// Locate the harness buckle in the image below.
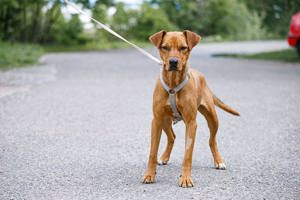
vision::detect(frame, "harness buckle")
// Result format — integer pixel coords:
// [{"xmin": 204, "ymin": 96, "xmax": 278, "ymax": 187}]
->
[{"xmin": 169, "ymin": 89, "xmax": 175, "ymax": 94}]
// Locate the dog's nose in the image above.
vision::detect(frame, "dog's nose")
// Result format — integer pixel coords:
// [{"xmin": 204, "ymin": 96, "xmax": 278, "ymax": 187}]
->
[{"xmin": 169, "ymin": 58, "xmax": 178, "ymax": 70}]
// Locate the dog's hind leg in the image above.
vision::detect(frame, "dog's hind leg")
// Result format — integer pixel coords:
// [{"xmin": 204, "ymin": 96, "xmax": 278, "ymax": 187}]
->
[
  {"xmin": 158, "ymin": 118, "xmax": 176, "ymax": 165},
  {"xmin": 199, "ymin": 104, "xmax": 226, "ymax": 170}
]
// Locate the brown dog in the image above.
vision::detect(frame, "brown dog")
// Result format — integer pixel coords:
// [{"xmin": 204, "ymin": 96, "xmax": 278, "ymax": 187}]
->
[{"xmin": 142, "ymin": 30, "xmax": 239, "ymax": 188}]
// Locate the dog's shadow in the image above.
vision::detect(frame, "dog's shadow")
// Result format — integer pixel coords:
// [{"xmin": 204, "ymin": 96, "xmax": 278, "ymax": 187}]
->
[{"xmin": 89, "ymin": 161, "xmax": 229, "ymax": 192}]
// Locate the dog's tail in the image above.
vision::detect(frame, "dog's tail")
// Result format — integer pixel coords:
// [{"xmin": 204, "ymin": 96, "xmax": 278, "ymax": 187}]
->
[{"xmin": 213, "ymin": 94, "xmax": 240, "ymax": 116}]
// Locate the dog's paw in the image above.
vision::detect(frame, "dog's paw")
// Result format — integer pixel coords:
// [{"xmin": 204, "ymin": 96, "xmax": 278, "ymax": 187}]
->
[
  {"xmin": 215, "ymin": 162, "xmax": 226, "ymax": 170},
  {"xmin": 157, "ymin": 158, "xmax": 168, "ymax": 165},
  {"xmin": 142, "ymin": 173, "xmax": 156, "ymax": 184},
  {"xmin": 178, "ymin": 175, "xmax": 194, "ymax": 188}
]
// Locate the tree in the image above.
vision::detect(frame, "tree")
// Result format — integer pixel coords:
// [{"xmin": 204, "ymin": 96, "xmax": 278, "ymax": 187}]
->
[
  {"xmin": 110, "ymin": 2, "xmax": 140, "ymax": 39},
  {"xmin": 243, "ymin": 0, "xmax": 300, "ymax": 37},
  {"xmin": 203, "ymin": 0, "xmax": 266, "ymax": 40},
  {"xmin": 154, "ymin": 0, "xmax": 266, "ymax": 40},
  {"xmin": 0, "ymin": 0, "xmax": 87, "ymax": 44},
  {"xmin": 153, "ymin": 0, "xmax": 205, "ymax": 33},
  {"xmin": 91, "ymin": 1, "xmax": 110, "ymax": 42},
  {"xmin": 94, "ymin": 0, "xmax": 114, "ymax": 7},
  {"xmin": 133, "ymin": 3, "xmax": 176, "ymax": 40}
]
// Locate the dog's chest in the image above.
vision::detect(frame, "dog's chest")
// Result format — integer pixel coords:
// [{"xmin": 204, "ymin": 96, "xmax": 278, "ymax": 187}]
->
[
  {"xmin": 164, "ymin": 102, "xmax": 173, "ymax": 116},
  {"xmin": 163, "ymin": 97, "xmax": 183, "ymax": 117}
]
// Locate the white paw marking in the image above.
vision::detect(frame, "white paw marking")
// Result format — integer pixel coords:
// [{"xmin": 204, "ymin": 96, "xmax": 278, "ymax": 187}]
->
[
  {"xmin": 157, "ymin": 159, "xmax": 168, "ymax": 165},
  {"xmin": 215, "ymin": 163, "xmax": 226, "ymax": 170}
]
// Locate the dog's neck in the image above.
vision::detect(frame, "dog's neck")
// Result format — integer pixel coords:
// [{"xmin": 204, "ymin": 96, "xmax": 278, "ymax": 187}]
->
[{"xmin": 162, "ymin": 64, "xmax": 189, "ymax": 89}]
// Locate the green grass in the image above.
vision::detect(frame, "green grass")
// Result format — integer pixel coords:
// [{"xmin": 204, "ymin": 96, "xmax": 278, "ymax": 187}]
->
[
  {"xmin": 0, "ymin": 42, "xmax": 44, "ymax": 70},
  {"xmin": 216, "ymin": 49, "xmax": 300, "ymax": 63},
  {"xmin": 0, "ymin": 40, "xmax": 151, "ymax": 70}
]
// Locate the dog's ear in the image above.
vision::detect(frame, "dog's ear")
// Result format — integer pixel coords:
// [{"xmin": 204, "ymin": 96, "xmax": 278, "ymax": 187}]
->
[
  {"xmin": 149, "ymin": 30, "xmax": 166, "ymax": 48},
  {"xmin": 183, "ymin": 30, "xmax": 201, "ymax": 50}
]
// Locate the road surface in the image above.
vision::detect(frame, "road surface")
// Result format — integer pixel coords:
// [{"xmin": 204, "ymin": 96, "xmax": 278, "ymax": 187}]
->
[{"xmin": 0, "ymin": 41, "xmax": 299, "ymax": 199}]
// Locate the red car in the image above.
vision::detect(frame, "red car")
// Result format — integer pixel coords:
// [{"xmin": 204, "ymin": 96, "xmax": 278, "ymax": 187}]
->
[{"xmin": 288, "ymin": 12, "xmax": 300, "ymax": 55}]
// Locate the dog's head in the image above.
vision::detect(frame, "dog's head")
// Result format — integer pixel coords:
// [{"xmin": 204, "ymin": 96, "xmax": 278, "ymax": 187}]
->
[{"xmin": 149, "ymin": 30, "xmax": 201, "ymax": 72}]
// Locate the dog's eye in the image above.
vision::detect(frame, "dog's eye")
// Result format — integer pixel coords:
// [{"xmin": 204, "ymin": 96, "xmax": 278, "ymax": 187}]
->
[
  {"xmin": 180, "ymin": 46, "xmax": 188, "ymax": 51},
  {"xmin": 161, "ymin": 46, "xmax": 170, "ymax": 51}
]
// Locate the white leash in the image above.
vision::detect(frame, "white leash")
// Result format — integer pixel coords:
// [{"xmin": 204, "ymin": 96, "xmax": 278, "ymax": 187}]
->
[{"xmin": 64, "ymin": 0, "xmax": 162, "ymax": 65}]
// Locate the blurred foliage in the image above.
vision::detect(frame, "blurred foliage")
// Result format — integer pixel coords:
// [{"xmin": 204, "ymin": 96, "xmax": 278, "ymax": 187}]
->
[
  {"xmin": 152, "ymin": 0, "xmax": 206, "ymax": 32},
  {"xmin": 0, "ymin": 0, "xmax": 88, "ymax": 44},
  {"xmin": 243, "ymin": 0, "xmax": 300, "ymax": 37},
  {"xmin": 0, "ymin": 41, "xmax": 44, "ymax": 69},
  {"xmin": 204, "ymin": 0, "xmax": 266, "ymax": 40},
  {"xmin": 133, "ymin": 3, "xmax": 176, "ymax": 40},
  {"xmin": 0, "ymin": 0, "xmax": 299, "ymax": 46},
  {"xmin": 111, "ymin": 2, "xmax": 138, "ymax": 39},
  {"xmin": 154, "ymin": 0, "xmax": 267, "ymax": 40}
]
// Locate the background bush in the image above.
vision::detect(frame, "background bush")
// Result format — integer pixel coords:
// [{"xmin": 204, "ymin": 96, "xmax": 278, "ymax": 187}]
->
[
  {"xmin": 0, "ymin": 0, "xmax": 298, "ymax": 46},
  {"xmin": 203, "ymin": 0, "xmax": 266, "ymax": 40}
]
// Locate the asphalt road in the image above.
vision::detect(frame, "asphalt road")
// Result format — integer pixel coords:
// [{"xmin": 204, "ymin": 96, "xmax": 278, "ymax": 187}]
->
[{"xmin": 0, "ymin": 41, "xmax": 299, "ymax": 199}]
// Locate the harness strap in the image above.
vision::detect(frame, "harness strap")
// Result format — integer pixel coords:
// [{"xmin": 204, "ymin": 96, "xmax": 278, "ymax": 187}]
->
[{"xmin": 160, "ymin": 71, "xmax": 190, "ymax": 124}]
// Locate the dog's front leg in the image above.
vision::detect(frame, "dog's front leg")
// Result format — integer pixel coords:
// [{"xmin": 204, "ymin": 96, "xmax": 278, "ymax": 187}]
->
[
  {"xmin": 143, "ymin": 118, "xmax": 162, "ymax": 184},
  {"xmin": 179, "ymin": 120, "xmax": 197, "ymax": 188}
]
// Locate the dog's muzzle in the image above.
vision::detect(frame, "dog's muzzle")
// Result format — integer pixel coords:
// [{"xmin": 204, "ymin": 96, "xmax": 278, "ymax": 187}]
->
[{"xmin": 169, "ymin": 58, "xmax": 178, "ymax": 71}]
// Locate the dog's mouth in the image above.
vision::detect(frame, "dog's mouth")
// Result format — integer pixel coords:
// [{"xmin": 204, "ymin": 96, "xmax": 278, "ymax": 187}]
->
[
  {"xmin": 164, "ymin": 63, "xmax": 185, "ymax": 72},
  {"xmin": 168, "ymin": 66, "xmax": 178, "ymax": 71}
]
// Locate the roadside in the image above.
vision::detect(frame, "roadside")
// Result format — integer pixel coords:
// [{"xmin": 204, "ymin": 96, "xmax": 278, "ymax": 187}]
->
[
  {"xmin": 0, "ymin": 42, "xmax": 44, "ymax": 70},
  {"xmin": 0, "ymin": 40, "xmax": 292, "ymax": 71},
  {"xmin": 192, "ymin": 40, "xmax": 299, "ymax": 63},
  {"xmin": 0, "ymin": 40, "xmax": 149, "ymax": 71},
  {"xmin": 215, "ymin": 49, "xmax": 299, "ymax": 63}
]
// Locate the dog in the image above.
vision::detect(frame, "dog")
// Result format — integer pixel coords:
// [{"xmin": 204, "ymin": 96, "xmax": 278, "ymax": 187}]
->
[{"xmin": 142, "ymin": 30, "xmax": 239, "ymax": 188}]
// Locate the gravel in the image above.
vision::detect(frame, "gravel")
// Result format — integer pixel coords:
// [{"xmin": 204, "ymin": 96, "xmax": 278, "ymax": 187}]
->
[{"xmin": 0, "ymin": 41, "xmax": 299, "ymax": 199}]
